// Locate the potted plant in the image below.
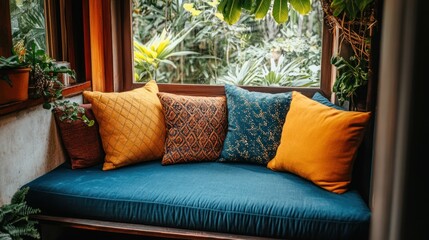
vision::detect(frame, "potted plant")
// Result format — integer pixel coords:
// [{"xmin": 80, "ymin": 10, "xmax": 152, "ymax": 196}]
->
[
  {"xmin": 0, "ymin": 41, "xmax": 31, "ymax": 105},
  {"xmin": 24, "ymin": 42, "xmax": 94, "ymax": 126},
  {"xmin": 25, "ymin": 42, "xmax": 74, "ymax": 103},
  {"xmin": 1, "ymin": 40, "xmax": 93, "ymax": 126}
]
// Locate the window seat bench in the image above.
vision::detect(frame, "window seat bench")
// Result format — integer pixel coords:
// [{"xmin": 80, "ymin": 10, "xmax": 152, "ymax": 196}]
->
[
  {"xmin": 22, "ymin": 85, "xmax": 373, "ymax": 239},
  {"xmin": 24, "ymin": 160, "xmax": 370, "ymax": 240}
]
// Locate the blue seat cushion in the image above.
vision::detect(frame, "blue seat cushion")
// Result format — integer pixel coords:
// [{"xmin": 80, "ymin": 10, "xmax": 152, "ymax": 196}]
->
[{"xmin": 24, "ymin": 161, "xmax": 370, "ymax": 239}]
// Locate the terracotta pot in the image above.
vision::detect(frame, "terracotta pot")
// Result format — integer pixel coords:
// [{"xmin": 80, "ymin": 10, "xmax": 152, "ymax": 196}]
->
[{"xmin": 0, "ymin": 67, "xmax": 31, "ymax": 105}]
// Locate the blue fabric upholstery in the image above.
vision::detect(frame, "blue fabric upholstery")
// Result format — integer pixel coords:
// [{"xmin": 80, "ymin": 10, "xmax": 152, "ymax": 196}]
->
[
  {"xmin": 219, "ymin": 84, "xmax": 292, "ymax": 165},
  {"xmin": 312, "ymin": 92, "xmax": 345, "ymax": 110},
  {"xmin": 24, "ymin": 161, "xmax": 370, "ymax": 239}
]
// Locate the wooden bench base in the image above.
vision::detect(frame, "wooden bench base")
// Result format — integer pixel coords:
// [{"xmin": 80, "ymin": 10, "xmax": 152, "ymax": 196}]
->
[{"xmin": 33, "ymin": 215, "xmax": 278, "ymax": 240}]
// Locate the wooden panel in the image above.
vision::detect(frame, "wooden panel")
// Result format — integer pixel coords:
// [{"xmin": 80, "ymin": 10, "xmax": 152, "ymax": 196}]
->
[
  {"xmin": 0, "ymin": 0, "xmax": 12, "ymax": 57},
  {"xmin": 89, "ymin": 0, "xmax": 106, "ymax": 92},
  {"xmin": 82, "ymin": 0, "xmax": 92, "ymax": 83},
  {"xmin": 102, "ymin": 0, "xmax": 114, "ymax": 92},
  {"xmin": 44, "ymin": 0, "xmax": 59, "ymax": 58},
  {"xmin": 61, "ymin": 81, "xmax": 91, "ymax": 96},
  {"xmin": 320, "ymin": 21, "xmax": 334, "ymax": 98},
  {"xmin": 33, "ymin": 215, "xmax": 275, "ymax": 240},
  {"xmin": 110, "ymin": 0, "xmax": 122, "ymax": 92},
  {"xmin": 121, "ymin": 0, "xmax": 133, "ymax": 92},
  {"xmin": 134, "ymin": 83, "xmax": 319, "ymax": 97},
  {"xmin": 59, "ymin": 0, "xmax": 68, "ymax": 59}
]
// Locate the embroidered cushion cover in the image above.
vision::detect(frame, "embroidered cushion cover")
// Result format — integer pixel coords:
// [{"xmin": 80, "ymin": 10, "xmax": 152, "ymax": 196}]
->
[
  {"xmin": 157, "ymin": 92, "xmax": 227, "ymax": 165},
  {"xmin": 83, "ymin": 80, "xmax": 165, "ymax": 170},
  {"xmin": 267, "ymin": 91, "xmax": 371, "ymax": 193},
  {"xmin": 219, "ymin": 84, "xmax": 292, "ymax": 165}
]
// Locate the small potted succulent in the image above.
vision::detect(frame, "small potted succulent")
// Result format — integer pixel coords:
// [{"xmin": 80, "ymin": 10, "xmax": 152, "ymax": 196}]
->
[{"xmin": 0, "ymin": 41, "xmax": 31, "ymax": 105}]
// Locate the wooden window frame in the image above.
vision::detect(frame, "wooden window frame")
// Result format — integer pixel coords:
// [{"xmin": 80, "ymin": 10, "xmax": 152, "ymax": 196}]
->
[
  {"xmin": 117, "ymin": 0, "xmax": 334, "ymax": 97},
  {"xmin": 1, "ymin": 0, "xmax": 335, "ymax": 117},
  {"xmin": 0, "ymin": 0, "xmax": 92, "ymax": 116}
]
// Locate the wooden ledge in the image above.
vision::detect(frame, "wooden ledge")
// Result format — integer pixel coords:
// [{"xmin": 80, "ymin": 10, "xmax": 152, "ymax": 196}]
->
[
  {"xmin": 0, "ymin": 81, "xmax": 91, "ymax": 117},
  {"xmin": 134, "ymin": 83, "xmax": 319, "ymax": 97},
  {"xmin": 33, "ymin": 214, "xmax": 278, "ymax": 240}
]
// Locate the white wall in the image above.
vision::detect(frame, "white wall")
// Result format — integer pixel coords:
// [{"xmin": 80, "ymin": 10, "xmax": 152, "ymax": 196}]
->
[{"xmin": 0, "ymin": 95, "xmax": 82, "ymax": 205}]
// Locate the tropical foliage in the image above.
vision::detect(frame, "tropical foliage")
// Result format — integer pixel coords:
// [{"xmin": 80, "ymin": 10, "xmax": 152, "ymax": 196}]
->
[
  {"xmin": 329, "ymin": 0, "xmax": 373, "ymax": 20},
  {"xmin": 331, "ymin": 55, "xmax": 368, "ymax": 108},
  {"xmin": 217, "ymin": 0, "xmax": 312, "ymax": 25},
  {"xmin": 9, "ymin": 0, "xmax": 47, "ymax": 51},
  {"xmin": 0, "ymin": 187, "xmax": 41, "ymax": 240},
  {"xmin": 322, "ymin": 0, "xmax": 375, "ymax": 109},
  {"xmin": 132, "ymin": 0, "xmax": 323, "ymax": 87},
  {"xmin": 134, "ymin": 25, "xmax": 199, "ymax": 82}
]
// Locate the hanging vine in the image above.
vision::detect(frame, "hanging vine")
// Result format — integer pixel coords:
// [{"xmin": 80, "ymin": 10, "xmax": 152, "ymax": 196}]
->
[
  {"xmin": 321, "ymin": 0, "xmax": 376, "ymax": 63},
  {"xmin": 320, "ymin": 0, "xmax": 376, "ymax": 109},
  {"xmin": 215, "ymin": 0, "xmax": 377, "ymax": 109}
]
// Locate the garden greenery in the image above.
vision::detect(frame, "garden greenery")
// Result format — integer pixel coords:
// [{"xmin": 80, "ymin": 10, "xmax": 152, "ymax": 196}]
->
[
  {"xmin": 217, "ymin": 0, "xmax": 311, "ymax": 25},
  {"xmin": 0, "ymin": 187, "xmax": 41, "ymax": 240},
  {"xmin": 132, "ymin": 0, "xmax": 323, "ymax": 87},
  {"xmin": 10, "ymin": 0, "xmax": 47, "ymax": 51}
]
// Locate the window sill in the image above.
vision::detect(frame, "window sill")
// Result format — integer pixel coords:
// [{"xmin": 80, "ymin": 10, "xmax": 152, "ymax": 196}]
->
[
  {"xmin": 0, "ymin": 81, "xmax": 91, "ymax": 117},
  {"xmin": 133, "ymin": 82, "xmax": 321, "ymax": 97}
]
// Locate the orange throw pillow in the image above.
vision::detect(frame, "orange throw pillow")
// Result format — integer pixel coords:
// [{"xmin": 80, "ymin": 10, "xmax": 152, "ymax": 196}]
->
[
  {"xmin": 83, "ymin": 80, "xmax": 165, "ymax": 170},
  {"xmin": 267, "ymin": 91, "xmax": 371, "ymax": 194}
]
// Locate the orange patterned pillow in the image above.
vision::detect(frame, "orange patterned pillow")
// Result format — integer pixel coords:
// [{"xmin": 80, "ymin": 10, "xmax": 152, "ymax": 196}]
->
[
  {"xmin": 83, "ymin": 80, "xmax": 165, "ymax": 170},
  {"xmin": 267, "ymin": 91, "xmax": 371, "ymax": 194},
  {"xmin": 157, "ymin": 92, "xmax": 227, "ymax": 165}
]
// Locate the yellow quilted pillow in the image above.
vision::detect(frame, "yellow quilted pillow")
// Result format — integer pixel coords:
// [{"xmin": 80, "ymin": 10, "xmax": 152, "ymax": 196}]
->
[
  {"xmin": 267, "ymin": 91, "xmax": 371, "ymax": 194},
  {"xmin": 83, "ymin": 80, "xmax": 165, "ymax": 170}
]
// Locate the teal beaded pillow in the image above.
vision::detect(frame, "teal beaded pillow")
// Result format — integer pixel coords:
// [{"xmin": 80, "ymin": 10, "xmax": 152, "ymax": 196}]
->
[
  {"xmin": 312, "ymin": 92, "xmax": 345, "ymax": 110},
  {"xmin": 218, "ymin": 84, "xmax": 292, "ymax": 165}
]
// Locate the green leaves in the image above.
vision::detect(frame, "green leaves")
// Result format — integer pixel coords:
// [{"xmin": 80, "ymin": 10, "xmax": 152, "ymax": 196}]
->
[
  {"xmin": 52, "ymin": 100, "xmax": 95, "ymax": 127},
  {"xmin": 218, "ymin": 0, "xmax": 242, "ymax": 25},
  {"xmin": 331, "ymin": 56, "xmax": 368, "ymax": 106},
  {"xmin": 0, "ymin": 187, "xmax": 41, "ymax": 240},
  {"xmin": 240, "ymin": 0, "xmax": 253, "ymax": 11},
  {"xmin": 273, "ymin": 0, "xmax": 288, "ymax": 24},
  {"xmin": 133, "ymin": 24, "xmax": 199, "ymax": 81},
  {"xmin": 289, "ymin": 0, "xmax": 311, "ymax": 15},
  {"xmin": 217, "ymin": 0, "xmax": 311, "ymax": 25},
  {"xmin": 330, "ymin": 0, "xmax": 374, "ymax": 20},
  {"xmin": 358, "ymin": 0, "xmax": 373, "ymax": 12},
  {"xmin": 253, "ymin": 0, "xmax": 271, "ymax": 19},
  {"xmin": 330, "ymin": 0, "xmax": 345, "ymax": 17},
  {"xmin": 0, "ymin": 55, "xmax": 29, "ymax": 70}
]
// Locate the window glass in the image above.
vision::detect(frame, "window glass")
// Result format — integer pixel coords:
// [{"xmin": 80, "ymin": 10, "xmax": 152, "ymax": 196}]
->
[
  {"xmin": 9, "ymin": 0, "xmax": 47, "ymax": 51},
  {"xmin": 132, "ymin": 0, "xmax": 323, "ymax": 87}
]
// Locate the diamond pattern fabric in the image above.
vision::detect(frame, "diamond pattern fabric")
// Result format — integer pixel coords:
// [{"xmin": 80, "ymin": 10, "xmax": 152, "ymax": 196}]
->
[
  {"xmin": 157, "ymin": 92, "xmax": 227, "ymax": 165},
  {"xmin": 83, "ymin": 80, "xmax": 165, "ymax": 170}
]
